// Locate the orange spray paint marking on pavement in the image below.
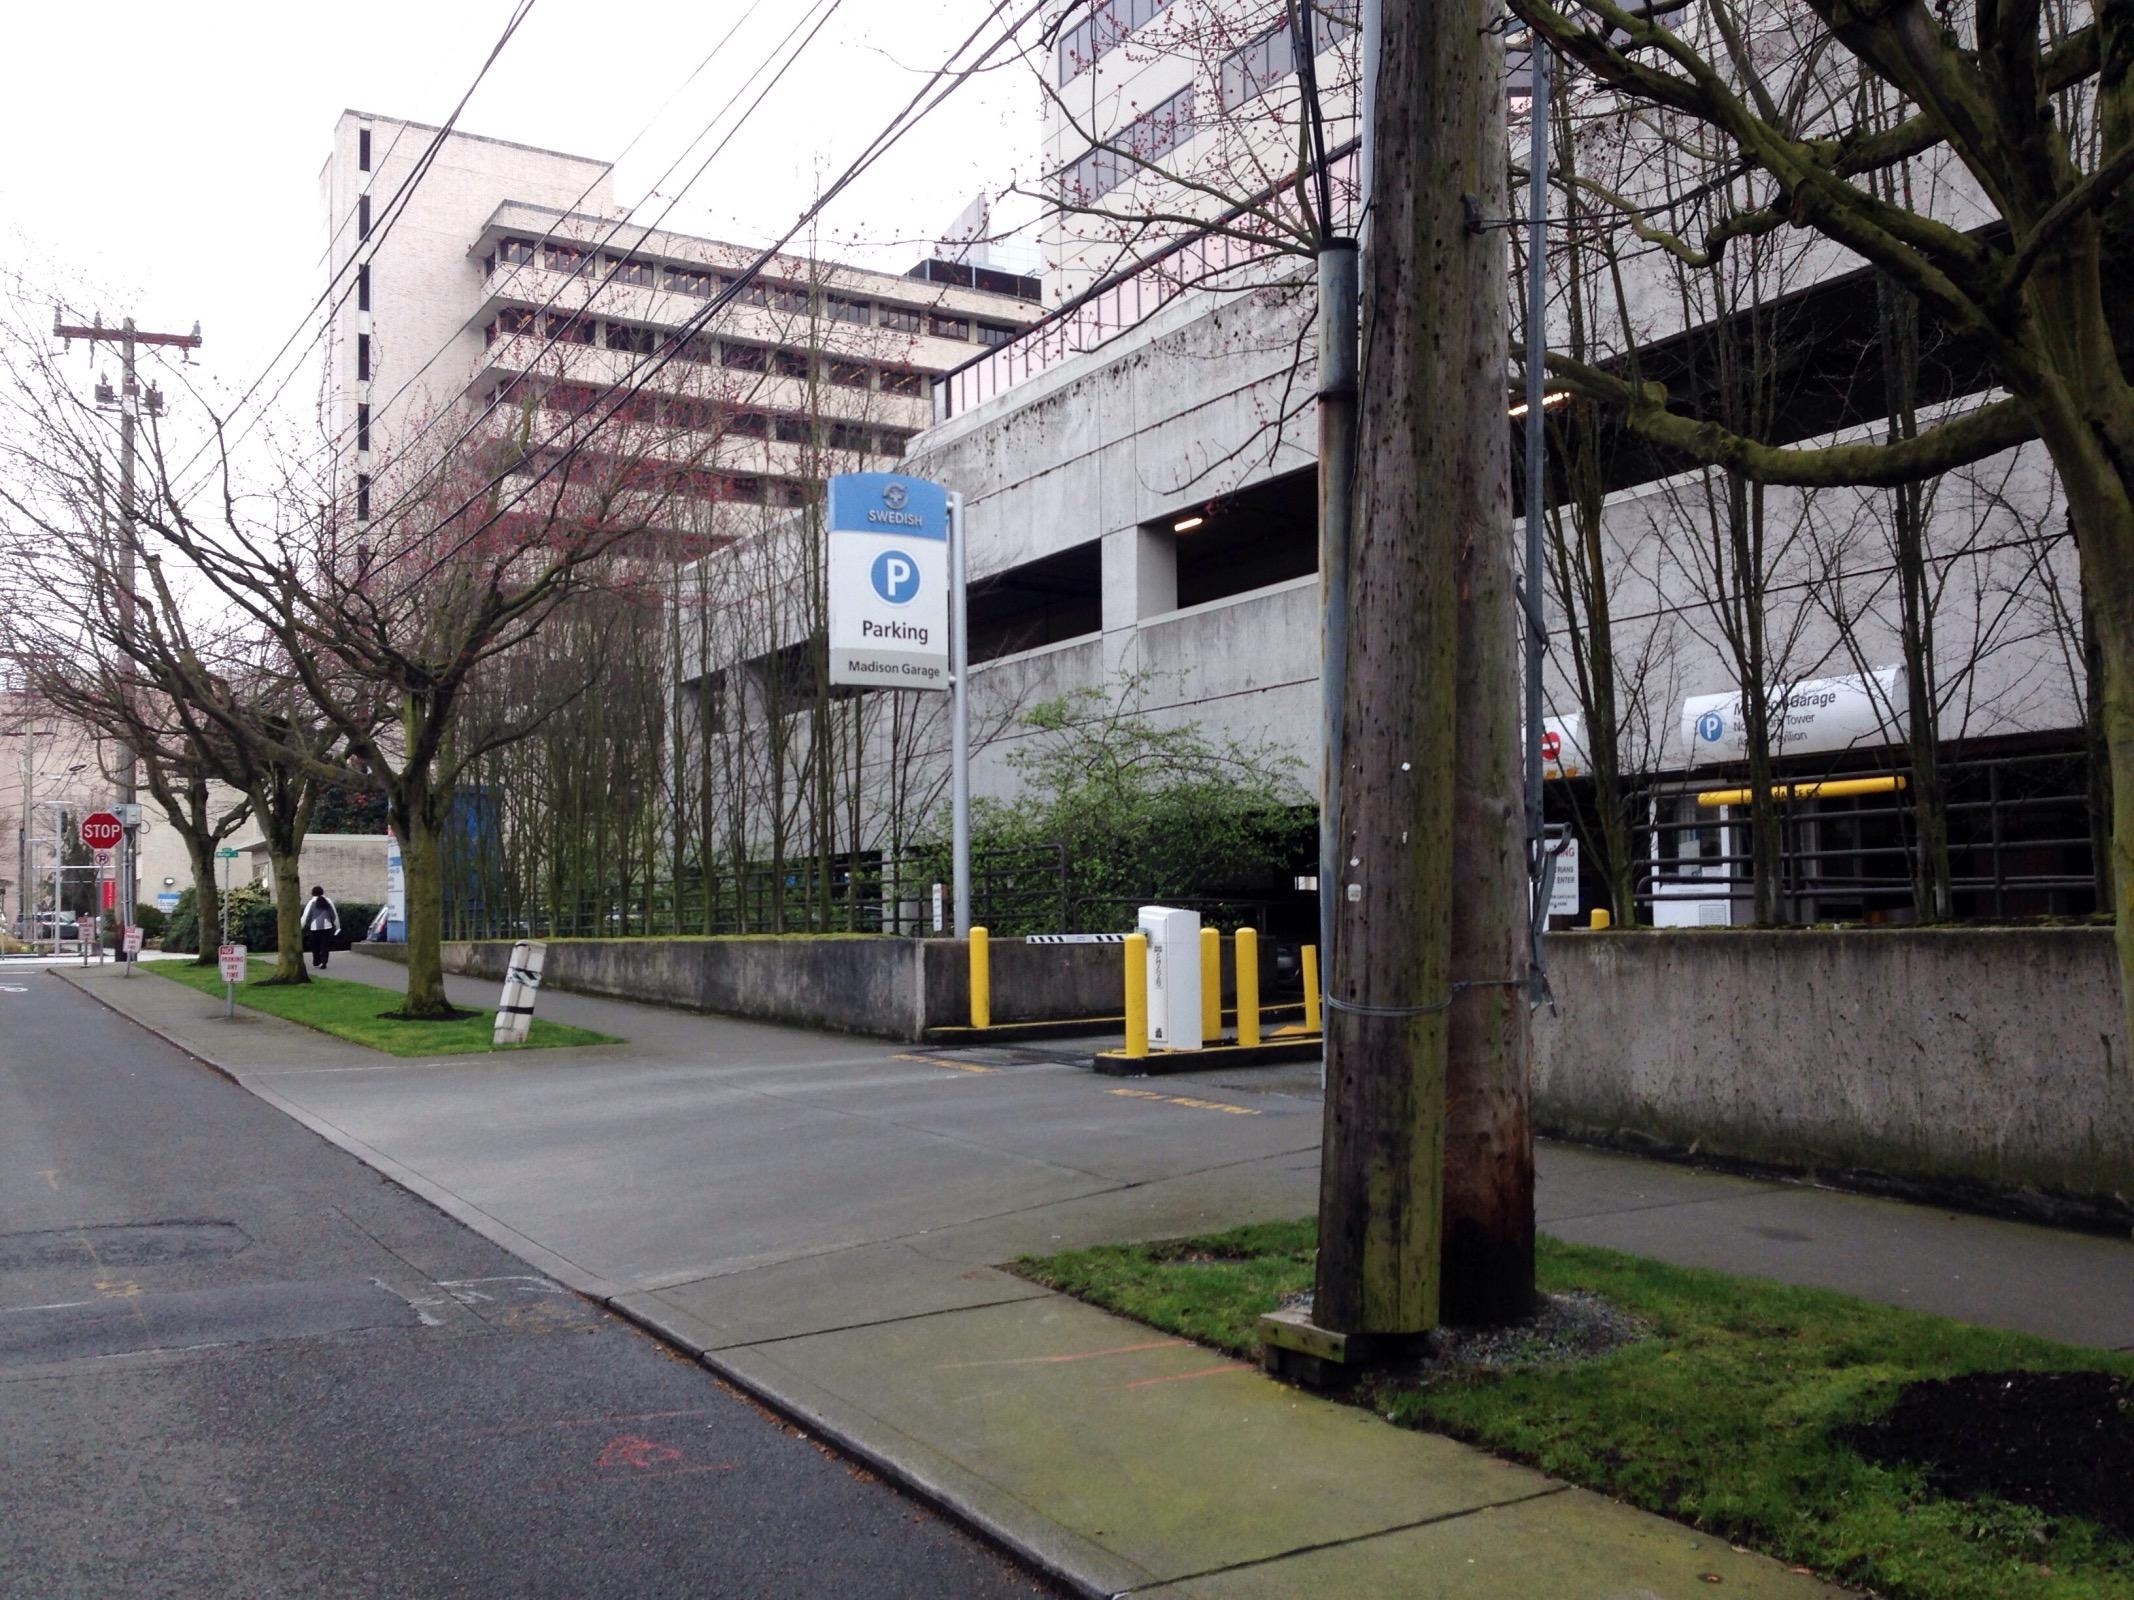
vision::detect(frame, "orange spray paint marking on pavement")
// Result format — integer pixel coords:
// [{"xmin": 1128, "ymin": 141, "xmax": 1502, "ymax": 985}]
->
[
  {"xmin": 597, "ymin": 1434, "xmax": 685, "ymax": 1469},
  {"xmin": 937, "ymin": 1338, "xmax": 1189, "ymax": 1370},
  {"xmin": 1118, "ymin": 1363, "xmax": 1248, "ymax": 1391}
]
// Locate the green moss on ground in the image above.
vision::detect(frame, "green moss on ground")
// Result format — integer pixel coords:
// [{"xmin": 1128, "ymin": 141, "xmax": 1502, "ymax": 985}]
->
[{"xmin": 1018, "ymin": 1221, "xmax": 2134, "ymax": 1600}]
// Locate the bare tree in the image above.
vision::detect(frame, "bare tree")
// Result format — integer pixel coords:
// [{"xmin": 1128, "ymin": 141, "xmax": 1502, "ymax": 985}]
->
[{"xmin": 1512, "ymin": 0, "xmax": 2134, "ymax": 1037}]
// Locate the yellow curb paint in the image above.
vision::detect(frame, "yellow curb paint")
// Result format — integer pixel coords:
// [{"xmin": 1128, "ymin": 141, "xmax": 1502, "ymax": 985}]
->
[
  {"xmin": 1107, "ymin": 1086, "xmax": 1260, "ymax": 1116},
  {"xmin": 892, "ymin": 1053, "xmax": 995, "ymax": 1073}
]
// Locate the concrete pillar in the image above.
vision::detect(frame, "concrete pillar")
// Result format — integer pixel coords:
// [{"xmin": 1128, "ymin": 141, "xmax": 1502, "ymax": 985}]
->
[{"xmin": 1101, "ymin": 524, "xmax": 1177, "ymax": 633}]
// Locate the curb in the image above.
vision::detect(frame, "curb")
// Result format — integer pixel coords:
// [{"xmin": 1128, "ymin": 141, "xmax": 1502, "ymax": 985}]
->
[
  {"xmin": 1092, "ymin": 1035, "xmax": 1324, "ymax": 1075},
  {"xmin": 597, "ymin": 1293, "xmax": 1124, "ymax": 1600},
  {"xmin": 49, "ymin": 962, "xmax": 1106, "ymax": 1599},
  {"xmin": 923, "ymin": 1002, "xmax": 1307, "ymax": 1049}
]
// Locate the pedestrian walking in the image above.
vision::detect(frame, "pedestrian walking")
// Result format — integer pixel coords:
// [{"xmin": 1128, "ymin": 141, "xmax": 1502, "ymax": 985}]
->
[{"xmin": 302, "ymin": 886, "xmax": 340, "ymax": 970}]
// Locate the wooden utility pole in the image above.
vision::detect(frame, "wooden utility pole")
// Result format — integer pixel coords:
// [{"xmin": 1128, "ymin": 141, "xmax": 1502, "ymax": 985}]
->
[
  {"xmin": 1263, "ymin": 0, "xmax": 1516, "ymax": 1380},
  {"xmin": 54, "ymin": 311, "xmax": 203, "ymax": 949},
  {"xmin": 1441, "ymin": 26, "xmax": 1537, "ymax": 1327}
]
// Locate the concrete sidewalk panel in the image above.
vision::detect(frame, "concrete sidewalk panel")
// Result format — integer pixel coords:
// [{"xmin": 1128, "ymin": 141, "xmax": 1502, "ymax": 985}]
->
[
  {"xmin": 1539, "ymin": 1140, "xmax": 1781, "ymax": 1223},
  {"xmin": 906, "ymin": 1150, "xmax": 1321, "ymax": 1270},
  {"xmin": 736, "ymin": 1293, "xmax": 1558, "ymax": 1586},
  {"xmin": 646, "ymin": 1245, "xmax": 1049, "ymax": 1349},
  {"xmin": 1128, "ymin": 1484, "xmax": 1850, "ymax": 1598},
  {"xmin": 1546, "ymin": 1173, "xmax": 2134, "ymax": 1349}
]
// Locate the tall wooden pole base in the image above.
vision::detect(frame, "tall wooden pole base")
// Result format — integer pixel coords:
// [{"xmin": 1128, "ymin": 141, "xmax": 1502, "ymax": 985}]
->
[{"xmin": 1258, "ymin": 1308, "xmax": 1431, "ymax": 1390}]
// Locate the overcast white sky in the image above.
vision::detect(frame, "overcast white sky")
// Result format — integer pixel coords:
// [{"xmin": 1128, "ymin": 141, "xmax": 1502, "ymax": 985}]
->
[{"xmin": 0, "ymin": 0, "xmax": 1044, "ymax": 457}]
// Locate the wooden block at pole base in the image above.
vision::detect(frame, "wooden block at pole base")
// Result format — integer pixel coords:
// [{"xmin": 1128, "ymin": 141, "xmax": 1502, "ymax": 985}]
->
[{"xmin": 1258, "ymin": 1308, "xmax": 1432, "ymax": 1391}]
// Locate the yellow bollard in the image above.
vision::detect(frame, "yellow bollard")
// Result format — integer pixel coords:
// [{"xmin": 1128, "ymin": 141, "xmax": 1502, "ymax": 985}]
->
[
  {"xmin": 1588, "ymin": 907, "xmax": 1611, "ymax": 931},
  {"xmin": 1235, "ymin": 927, "xmax": 1261, "ymax": 1047},
  {"xmin": 969, "ymin": 926, "xmax": 991, "ymax": 1030},
  {"xmin": 1123, "ymin": 933, "xmax": 1149, "ymax": 1058},
  {"xmin": 1200, "ymin": 927, "xmax": 1221, "ymax": 1041},
  {"xmin": 1301, "ymin": 943, "xmax": 1321, "ymax": 1034}
]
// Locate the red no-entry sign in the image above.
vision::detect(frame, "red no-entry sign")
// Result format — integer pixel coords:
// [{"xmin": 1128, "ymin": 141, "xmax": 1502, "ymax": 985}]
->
[
  {"xmin": 79, "ymin": 811, "xmax": 124, "ymax": 851},
  {"xmin": 1540, "ymin": 730, "xmax": 1561, "ymax": 764}
]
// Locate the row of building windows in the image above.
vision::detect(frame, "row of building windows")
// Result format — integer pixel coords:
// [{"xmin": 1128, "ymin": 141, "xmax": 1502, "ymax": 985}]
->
[
  {"xmin": 481, "ymin": 239, "xmax": 1019, "ymax": 346},
  {"xmin": 481, "ymin": 307, "xmax": 943, "ymax": 398},
  {"xmin": 1218, "ymin": 1, "xmax": 1358, "ymax": 110},
  {"xmin": 1056, "ymin": 3, "xmax": 1358, "ymax": 202},
  {"xmin": 1062, "ymin": 86, "xmax": 1197, "ymax": 201},
  {"xmin": 520, "ymin": 441, "xmax": 838, "ymax": 510},
  {"xmin": 486, "ymin": 379, "xmax": 919, "ymax": 459},
  {"xmin": 1056, "ymin": 0, "xmax": 1173, "ymax": 84}
]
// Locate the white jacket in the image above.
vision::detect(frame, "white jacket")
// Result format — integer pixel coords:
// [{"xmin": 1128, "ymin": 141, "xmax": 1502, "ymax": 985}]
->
[{"xmin": 303, "ymin": 895, "xmax": 340, "ymax": 934}]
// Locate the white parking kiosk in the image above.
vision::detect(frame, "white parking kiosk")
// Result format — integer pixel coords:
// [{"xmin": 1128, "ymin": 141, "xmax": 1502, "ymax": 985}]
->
[{"xmin": 1137, "ymin": 904, "xmax": 1203, "ymax": 1051}]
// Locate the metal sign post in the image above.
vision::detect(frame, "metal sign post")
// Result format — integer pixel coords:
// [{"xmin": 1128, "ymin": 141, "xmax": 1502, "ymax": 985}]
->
[
  {"xmin": 216, "ymin": 846, "xmax": 240, "ymax": 1017},
  {"xmin": 822, "ymin": 472, "xmax": 968, "ymax": 936},
  {"xmin": 948, "ymin": 490, "xmax": 971, "ymax": 939}
]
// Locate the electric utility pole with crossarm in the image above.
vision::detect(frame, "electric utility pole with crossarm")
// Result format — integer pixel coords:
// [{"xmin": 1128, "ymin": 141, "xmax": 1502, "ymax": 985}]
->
[{"xmin": 52, "ymin": 312, "xmax": 203, "ymax": 946}]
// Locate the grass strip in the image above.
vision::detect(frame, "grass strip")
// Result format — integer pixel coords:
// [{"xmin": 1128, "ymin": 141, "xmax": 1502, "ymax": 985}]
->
[
  {"xmin": 148, "ymin": 958, "xmax": 617, "ymax": 1057},
  {"xmin": 1019, "ymin": 1220, "xmax": 2134, "ymax": 1600}
]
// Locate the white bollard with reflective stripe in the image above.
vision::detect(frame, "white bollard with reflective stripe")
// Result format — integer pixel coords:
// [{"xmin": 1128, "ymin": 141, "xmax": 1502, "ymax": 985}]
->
[{"xmin": 493, "ymin": 940, "xmax": 547, "ymax": 1046}]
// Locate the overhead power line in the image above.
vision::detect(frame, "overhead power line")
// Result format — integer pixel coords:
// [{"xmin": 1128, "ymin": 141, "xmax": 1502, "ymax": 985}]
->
[
  {"xmin": 382, "ymin": 0, "xmax": 1048, "ymax": 598},
  {"xmin": 167, "ymin": 0, "xmax": 541, "ymax": 497},
  {"xmin": 351, "ymin": 0, "xmax": 836, "ymax": 520}
]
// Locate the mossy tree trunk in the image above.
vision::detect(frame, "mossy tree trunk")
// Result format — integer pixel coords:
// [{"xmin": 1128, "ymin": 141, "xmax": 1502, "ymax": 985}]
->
[
  {"xmin": 247, "ymin": 757, "xmax": 319, "ymax": 986},
  {"xmin": 391, "ymin": 770, "xmax": 453, "ymax": 1019},
  {"xmin": 184, "ymin": 832, "xmax": 222, "ymax": 966}
]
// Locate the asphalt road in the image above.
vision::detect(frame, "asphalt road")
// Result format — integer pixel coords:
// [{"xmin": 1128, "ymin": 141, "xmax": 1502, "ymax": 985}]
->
[{"xmin": 0, "ymin": 974, "xmax": 1054, "ymax": 1600}]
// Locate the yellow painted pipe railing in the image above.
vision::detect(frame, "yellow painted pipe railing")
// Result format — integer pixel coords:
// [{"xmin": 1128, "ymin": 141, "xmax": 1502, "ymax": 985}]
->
[
  {"xmin": 1123, "ymin": 932, "xmax": 1149, "ymax": 1058},
  {"xmin": 1234, "ymin": 927, "xmax": 1260, "ymax": 1047},
  {"xmin": 968, "ymin": 926, "xmax": 991, "ymax": 1030},
  {"xmin": 1696, "ymin": 775, "xmax": 1906, "ymax": 807}
]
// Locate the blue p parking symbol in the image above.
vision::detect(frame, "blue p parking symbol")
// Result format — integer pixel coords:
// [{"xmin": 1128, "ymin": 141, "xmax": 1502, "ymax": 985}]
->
[
  {"xmin": 871, "ymin": 549, "xmax": 920, "ymax": 605},
  {"xmin": 1696, "ymin": 710, "xmax": 1725, "ymax": 743}
]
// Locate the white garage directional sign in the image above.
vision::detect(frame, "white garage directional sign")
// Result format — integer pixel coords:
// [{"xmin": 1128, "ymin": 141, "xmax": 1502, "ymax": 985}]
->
[{"xmin": 826, "ymin": 472, "xmax": 952, "ymax": 691}]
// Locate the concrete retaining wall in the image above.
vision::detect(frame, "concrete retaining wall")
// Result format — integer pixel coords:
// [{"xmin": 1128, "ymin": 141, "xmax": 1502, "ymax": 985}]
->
[
  {"xmin": 366, "ymin": 934, "xmax": 1121, "ymax": 1040},
  {"xmin": 922, "ymin": 938, "xmax": 1124, "ymax": 1028},
  {"xmin": 1534, "ymin": 927, "xmax": 2132, "ymax": 1226}
]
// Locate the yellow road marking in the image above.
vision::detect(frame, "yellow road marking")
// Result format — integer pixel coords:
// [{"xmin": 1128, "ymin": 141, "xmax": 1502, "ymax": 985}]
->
[
  {"xmin": 38, "ymin": 1169, "xmax": 60, "ymax": 1191},
  {"xmin": 94, "ymin": 1280, "xmax": 142, "ymax": 1299},
  {"xmin": 1107, "ymin": 1087, "xmax": 1259, "ymax": 1116},
  {"xmin": 893, "ymin": 1053, "xmax": 994, "ymax": 1074}
]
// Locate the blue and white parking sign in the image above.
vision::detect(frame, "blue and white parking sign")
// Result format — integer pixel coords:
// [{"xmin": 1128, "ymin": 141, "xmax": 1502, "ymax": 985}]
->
[
  {"xmin": 1696, "ymin": 709, "xmax": 1725, "ymax": 743},
  {"xmin": 825, "ymin": 473, "xmax": 951, "ymax": 690}
]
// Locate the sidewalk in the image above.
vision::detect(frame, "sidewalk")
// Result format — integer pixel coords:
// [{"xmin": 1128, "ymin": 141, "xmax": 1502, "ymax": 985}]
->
[{"xmin": 59, "ymin": 956, "xmax": 2133, "ymax": 1595}]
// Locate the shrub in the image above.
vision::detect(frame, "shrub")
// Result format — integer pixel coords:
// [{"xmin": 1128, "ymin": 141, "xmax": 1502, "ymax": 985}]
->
[
  {"xmin": 915, "ymin": 672, "xmax": 1314, "ymax": 937},
  {"xmin": 334, "ymin": 901, "xmax": 383, "ymax": 948},
  {"xmin": 163, "ymin": 888, "xmax": 199, "ymax": 953}
]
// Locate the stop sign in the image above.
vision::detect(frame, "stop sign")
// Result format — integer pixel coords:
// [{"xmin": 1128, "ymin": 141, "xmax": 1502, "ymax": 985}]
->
[{"xmin": 79, "ymin": 811, "xmax": 124, "ymax": 851}]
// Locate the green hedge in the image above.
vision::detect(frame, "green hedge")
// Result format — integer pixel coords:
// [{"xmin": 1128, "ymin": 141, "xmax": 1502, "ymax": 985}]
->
[{"xmin": 161, "ymin": 887, "xmax": 382, "ymax": 954}]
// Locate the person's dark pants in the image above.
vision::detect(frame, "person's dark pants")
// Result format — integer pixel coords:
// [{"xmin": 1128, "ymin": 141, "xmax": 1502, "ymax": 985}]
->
[{"xmin": 306, "ymin": 928, "xmax": 333, "ymax": 970}]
